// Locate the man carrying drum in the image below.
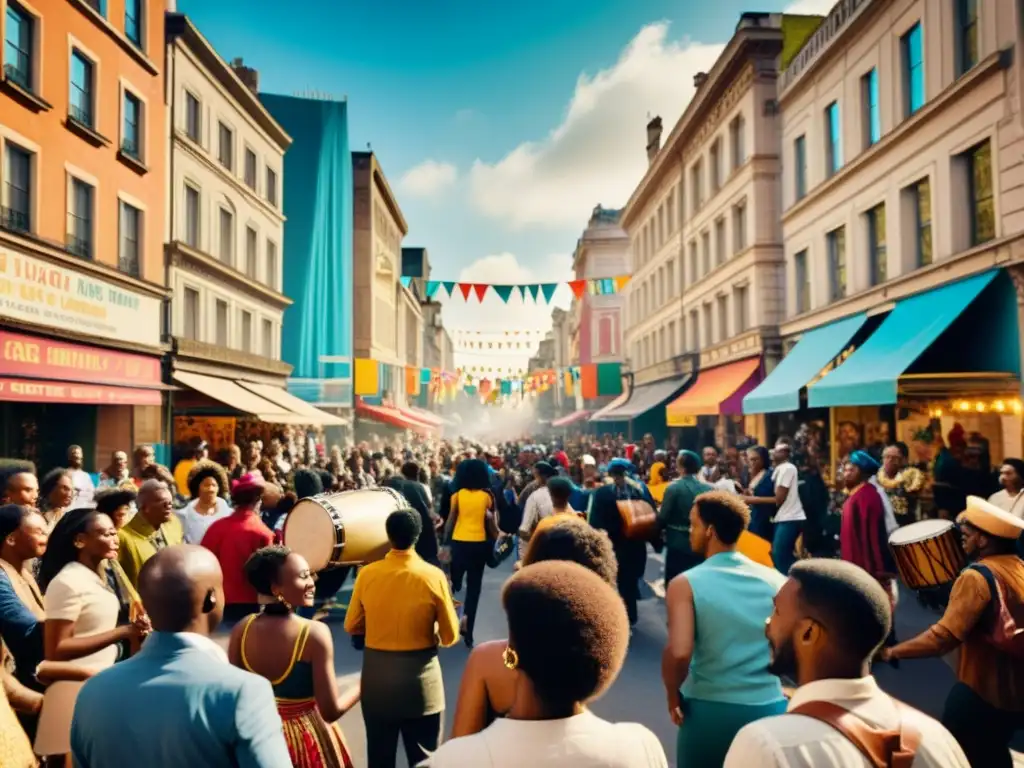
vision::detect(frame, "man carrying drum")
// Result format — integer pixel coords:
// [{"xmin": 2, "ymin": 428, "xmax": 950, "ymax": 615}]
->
[{"xmin": 882, "ymin": 496, "xmax": 1024, "ymax": 767}]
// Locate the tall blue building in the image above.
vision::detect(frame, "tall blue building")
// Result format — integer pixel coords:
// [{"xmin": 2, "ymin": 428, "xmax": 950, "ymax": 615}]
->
[{"xmin": 260, "ymin": 94, "xmax": 353, "ymax": 412}]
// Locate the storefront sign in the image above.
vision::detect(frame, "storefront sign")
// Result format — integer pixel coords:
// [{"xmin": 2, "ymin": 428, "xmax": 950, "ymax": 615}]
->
[
  {"xmin": 0, "ymin": 330, "xmax": 161, "ymax": 386},
  {"xmin": 173, "ymin": 416, "xmax": 237, "ymax": 452},
  {"xmin": 0, "ymin": 249, "xmax": 162, "ymax": 347},
  {"xmin": 0, "ymin": 378, "xmax": 162, "ymax": 405}
]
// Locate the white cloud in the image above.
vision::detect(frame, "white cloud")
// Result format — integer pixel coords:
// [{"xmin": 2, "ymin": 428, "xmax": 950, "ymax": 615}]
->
[
  {"xmin": 783, "ymin": 0, "xmax": 835, "ymax": 14},
  {"xmin": 435, "ymin": 253, "xmax": 572, "ymax": 373},
  {"xmin": 468, "ymin": 23, "xmax": 724, "ymax": 230},
  {"xmin": 398, "ymin": 160, "xmax": 458, "ymax": 198},
  {"xmin": 454, "ymin": 108, "xmax": 478, "ymax": 124}
]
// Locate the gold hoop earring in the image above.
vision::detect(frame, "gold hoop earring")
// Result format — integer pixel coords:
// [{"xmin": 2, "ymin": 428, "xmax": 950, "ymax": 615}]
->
[{"xmin": 502, "ymin": 646, "xmax": 519, "ymax": 670}]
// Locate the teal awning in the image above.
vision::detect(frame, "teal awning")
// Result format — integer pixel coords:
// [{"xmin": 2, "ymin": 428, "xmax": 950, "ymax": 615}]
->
[
  {"xmin": 742, "ymin": 313, "xmax": 870, "ymax": 414},
  {"xmin": 808, "ymin": 270, "xmax": 1001, "ymax": 408}
]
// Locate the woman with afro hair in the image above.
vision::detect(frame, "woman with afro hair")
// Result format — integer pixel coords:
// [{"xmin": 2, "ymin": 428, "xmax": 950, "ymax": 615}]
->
[
  {"xmin": 175, "ymin": 460, "xmax": 231, "ymax": 545},
  {"xmin": 427, "ymin": 560, "xmax": 666, "ymax": 767}
]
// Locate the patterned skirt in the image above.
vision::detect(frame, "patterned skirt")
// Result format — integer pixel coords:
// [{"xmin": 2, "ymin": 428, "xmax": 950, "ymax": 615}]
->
[{"xmin": 278, "ymin": 698, "xmax": 354, "ymax": 768}]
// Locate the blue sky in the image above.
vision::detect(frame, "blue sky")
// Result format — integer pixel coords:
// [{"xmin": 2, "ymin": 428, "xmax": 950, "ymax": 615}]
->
[{"xmin": 178, "ymin": 0, "xmax": 831, "ymax": 368}]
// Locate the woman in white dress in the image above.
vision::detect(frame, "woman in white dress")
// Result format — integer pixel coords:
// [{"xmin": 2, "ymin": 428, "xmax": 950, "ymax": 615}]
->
[{"xmin": 176, "ymin": 460, "xmax": 231, "ymax": 545}]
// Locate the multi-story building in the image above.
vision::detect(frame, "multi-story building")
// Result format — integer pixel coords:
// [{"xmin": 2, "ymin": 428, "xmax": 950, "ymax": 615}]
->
[
  {"xmin": 612, "ymin": 13, "xmax": 819, "ymax": 445},
  {"xmin": 570, "ymin": 206, "xmax": 629, "ymax": 369},
  {"xmin": 260, "ymin": 93, "xmax": 354, "ymax": 423},
  {"xmin": 745, "ymin": 0, "xmax": 1024, "ymax": 465},
  {"xmin": 420, "ymin": 300, "xmax": 454, "ymax": 374},
  {"xmin": 164, "ymin": 18, "xmax": 320, "ymax": 441},
  {"xmin": 0, "ymin": 0, "xmax": 169, "ymax": 471}
]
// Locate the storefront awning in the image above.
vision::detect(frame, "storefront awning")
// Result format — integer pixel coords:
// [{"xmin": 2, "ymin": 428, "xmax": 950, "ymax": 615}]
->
[
  {"xmin": 552, "ymin": 409, "xmax": 591, "ymax": 428},
  {"xmin": 400, "ymin": 406, "xmax": 444, "ymax": 428},
  {"xmin": 172, "ymin": 370, "xmax": 309, "ymax": 424},
  {"xmin": 743, "ymin": 313, "xmax": 871, "ymax": 414},
  {"xmin": 0, "ymin": 378, "xmax": 163, "ymax": 406},
  {"xmin": 356, "ymin": 399, "xmax": 433, "ymax": 436},
  {"xmin": 809, "ymin": 270, "xmax": 1000, "ymax": 408},
  {"xmin": 589, "ymin": 391, "xmax": 630, "ymax": 422},
  {"xmin": 591, "ymin": 378, "xmax": 689, "ymax": 422},
  {"xmin": 666, "ymin": 358, "xmax": 761, "ymax": 425},
  {"xmin": 238, "ymin": 381, "xmax": 347, "ymax": 426}
]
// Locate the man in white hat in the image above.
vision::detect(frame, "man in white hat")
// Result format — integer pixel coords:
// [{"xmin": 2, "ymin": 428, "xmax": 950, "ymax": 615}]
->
[
  {"xmin": 580, "ymin": 454, "xmax": 601, "ymax": 489},
  {"xmin": 882, "ymin": 495, "xmax": 1024, "ymax": 766}
]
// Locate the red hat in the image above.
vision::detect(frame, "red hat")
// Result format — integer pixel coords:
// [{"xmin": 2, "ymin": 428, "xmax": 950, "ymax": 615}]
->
[{"xmin": 231, "ymin": 472, "xmax": 265, "ymax": 495}]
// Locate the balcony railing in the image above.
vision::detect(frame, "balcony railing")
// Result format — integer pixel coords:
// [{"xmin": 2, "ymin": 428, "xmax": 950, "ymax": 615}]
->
[
  {"xmin": 1, "ymin": 206, "xmax": 30, "ymax": 234},
  {"xmin": 69, "ymin": 102, "xmax": 93, "ymax": 128},
  {"xmin": 118, "ymin": 253, "xmax": 140, "ymax": 278},
  {"xmin": 66, "ymin": 233, "xmax": 92, "ymax": 260}
]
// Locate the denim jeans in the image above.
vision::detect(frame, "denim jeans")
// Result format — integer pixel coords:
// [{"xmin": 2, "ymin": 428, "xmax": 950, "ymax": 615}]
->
[{"xmin": 772, "ymin": 521, "xmax": 803, "ymax": 575}]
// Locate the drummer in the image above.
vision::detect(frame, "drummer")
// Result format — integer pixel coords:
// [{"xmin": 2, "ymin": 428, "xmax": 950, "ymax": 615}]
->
[{"xmin": 882, "ymin": 496, "xmax": 1024, "ymax": 767}]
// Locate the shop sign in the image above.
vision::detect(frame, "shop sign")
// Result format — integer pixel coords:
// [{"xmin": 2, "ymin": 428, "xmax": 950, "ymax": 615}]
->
[
  {"xmin": 0, "ymin": 330, "xmax": 161, "ymax": 386},
  {"xmin": 0, "ymin": 378, "xmax": 162, "ymax": 405},
  {"xmin": 0, "ymin": 249, "xmax": 162, "ymax": 347}
]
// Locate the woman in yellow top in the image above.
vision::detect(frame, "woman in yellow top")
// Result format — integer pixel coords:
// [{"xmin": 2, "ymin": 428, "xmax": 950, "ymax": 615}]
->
[
  {"xmin": 648, "ymin": 460, "xmax": 670, "ymax": 505},
  {"xmin": 444, "ymin": 459, "xmax": 497, "ymax": 647}
]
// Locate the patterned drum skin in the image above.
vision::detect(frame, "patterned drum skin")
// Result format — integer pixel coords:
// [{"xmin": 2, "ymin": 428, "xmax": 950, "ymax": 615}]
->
[
  {"xmin": 888, "ymin": 519, "xmax": 967, "ymax": 590},
  {"xmin": 283, "ymin": 487, "xmax": 409, "ymax": 571}
]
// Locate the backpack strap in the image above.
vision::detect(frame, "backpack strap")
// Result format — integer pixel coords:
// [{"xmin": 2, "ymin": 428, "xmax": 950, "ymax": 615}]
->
[
  {"xmin": 791, "ymin": 699, "xmax": 922, "ymax": 768},
  {"xmin": 968, "ymin": 563, "xmax": 1000, "ymax": 621}
]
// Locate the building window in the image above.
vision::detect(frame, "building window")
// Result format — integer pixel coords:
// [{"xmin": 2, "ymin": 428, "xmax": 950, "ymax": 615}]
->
[
  {"xmin": 262, "ymin": 318, "xmax": 273, "ymax": 357},
  {"xmin": 902, "ymin": 23, "xmax": 925, "ymax": 117},
  {"xmin": 794, "ymin": 135, "xmax": 807, "ymax": 201},
  {"xmin": 730, "ymin": 115, "xmax": 746, "ymax": 171},
  {"xmin": 688, "ymin": 241, "xmax": 698, "ymax": 283},
  {"xmin": 218, "ymin": 122, "xmax": 233, "ymax": 170},
  {"xmin": 240, "ymin": 310, "xmax": 252, "ymax": 353},
  {"xmin": 691, "ymin": 160, "xmax": 703, "ymax": 214},
  {"xmin": 667, "ymin": 260, "xmax": 675, "ymax": 297},
  {"xmin": 862, "ymin": 68, "xmax": 881, "ymax": 148},
  {"xmin": 794, "ymin": 250, "xmax": 810, "ymax": 313},
  {"xmin": 867, "ymin": 204, "xmax": 887, "ymax": 286},
  {"xmin": 956, "ymin": 0, "xmax": 979, "ymax": 76},
  {"xmin": 702, "ymin": 304, "xmax": 713, "ymax": 346},
  {"xmin": 701, "ymin": 231, "xmax": 711, "ymax": 275},
  {"xmin": 825, "ymin": 101, "xmax": 842, "ymax": 178},
  {"xmin": 266, "ymin": 167, "xmax": 278, "ymax": 207},
  {"xmin": 827, "ymin": 227, "xmax": 847, "ymax": 301},
  {"xmin": 185, "ymin": 92, "xmax": 201, "ymax": 143},
  {"xmin": 118, "ymin": 201, "xmax": 140, "ymax": 277},
  {"xmin": 66, "ymin": 178, "xmax": 93, "ymax": 259},
  {"xmin": 183, "ymin": 288, "xmax": 199, "ymax": 341},
  {"xmin": 244, "ymin": 149, "xmax": 257, "ymax": 190},
  {"xmin": 715, "ymin": 218, "xmax": 726, "ymax": 265},
  {"xmin": 219, "ymin": 207, "xmax": 234, "ymax": 264},
  {"xmin": 598, "ymin": 316, "xmax": 612, "ymax": 356},
  {"xmin": 184, "ymin": 185, "xmax": 200, "ymax": 248},
  {"xmin": 2, "ymin": 142, "xmax": 32, "ymax": 233},
  {"xmin": 710, "ymin": 140, "xmax": 722, "ymax": 193},
  {"xmin": 689, "ymin": 309, "xmax": 700, "ymax": 350},
  {"xmin": 124, "ymin": 0, "xmax": 142, "ymax": 46},
  {"xmin": 266, "ymin": 239, "xmax": 278, "ymax": 290},
  {"xmin": 4, "ymin": 2, "xmax": 33, "ymax": 91},
  {"xmin": 69, "ymin": 50, "xmax": 95, "ymax": 127},
  {"xmin": 734, "ymin": 286, "xmax": 749, "ymax": 333},
  {"xmin": 215, "ymin": 299, "xmax": 228, "ymax": 347},
  {"xmin": 122, "ymin": 92, "xmax": 142, "ymax": 159},
  {"xmin": 716, "ymin": 296, "xmax": 729, "ymax": 343},
  {"xmin": 966, "ymin": 140, "xmax": 995, "ymax": 246},
  {"xmin": 912, "ymin": 178, "xmax": 933, "ymax": 267},
  {"xmin": 245, "ymin": 226, "xmax": 258, "ymax": 278},
  {"xmin": 733, "ymin": 202, "xmax": 746, "ymax": 253}
]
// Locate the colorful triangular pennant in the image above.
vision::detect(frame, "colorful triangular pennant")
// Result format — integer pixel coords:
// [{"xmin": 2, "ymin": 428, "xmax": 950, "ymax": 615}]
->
[
  {"xmin": 493, "ymin": 285, "xmax": 513, "ymax": 303},
  {"xmin": 528, "ymin": 284, "xmax": 540, "ymax": 302},
  {"xmin": 458, "ymin": 283, "xmax": 473, "ymax": 300},
  {"xmin": 569, "ymin": 280, "xmax": 586, "ymax": 300},
  {"xmin": 400, "ymin": 276, "xmax": 412, "ymax": 289},
  {"xmin": 443, "ymin": 281, "xmax": 456, "ymax": 297},
  {"xmin": 518, "ymin": 285, "xmax": 528, "ymax": 301},
  {"xmin": 425, "ymin": 280, "xmax": 440, "ymax": 299},
  {"xmin": 472, "ymin": 284, "xmax": 488, "ymax": 302}
]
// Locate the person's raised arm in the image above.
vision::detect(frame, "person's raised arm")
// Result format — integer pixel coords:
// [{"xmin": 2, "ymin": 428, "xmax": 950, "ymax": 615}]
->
[{"xmin": 308, "ymin": 622, "xmax": 360, "ymax": 722}]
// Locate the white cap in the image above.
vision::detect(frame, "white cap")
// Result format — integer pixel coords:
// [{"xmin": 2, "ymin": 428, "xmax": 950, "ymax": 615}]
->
[{"xmin": 582, "ymin": 454, "xmax": 597, "ymax": 466}]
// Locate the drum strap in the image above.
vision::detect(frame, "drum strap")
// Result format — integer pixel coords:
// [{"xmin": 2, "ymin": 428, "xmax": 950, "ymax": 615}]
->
[{"xmin": 791, "ymin": 700, "xmax": 922, "ymax": 768}]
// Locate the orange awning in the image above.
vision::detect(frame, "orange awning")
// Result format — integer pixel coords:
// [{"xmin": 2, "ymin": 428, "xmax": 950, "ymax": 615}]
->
[{"xmin": 666, "ymin": 357, "xmax": 762, "ymax": 425}]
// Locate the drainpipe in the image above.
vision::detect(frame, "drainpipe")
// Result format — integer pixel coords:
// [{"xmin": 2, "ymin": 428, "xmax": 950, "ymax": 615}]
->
[{"xmin": 163, "ymin": 33, "xmax": 177, "ymax": 456}]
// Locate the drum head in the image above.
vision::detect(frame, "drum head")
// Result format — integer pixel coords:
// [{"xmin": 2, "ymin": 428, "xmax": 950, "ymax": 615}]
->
[
  {"xmin": 888, "ymin": 518, "xmax": 954, "ymax": 545},
  {"xmin": 283, "ymin": 500, "xmax": 338, "ymax": 572}
]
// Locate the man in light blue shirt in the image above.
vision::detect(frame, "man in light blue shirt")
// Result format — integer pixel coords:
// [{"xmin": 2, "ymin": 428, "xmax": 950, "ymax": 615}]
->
[
  {"xmin": 662, "ymin": 490, "xmax": 787, "ymax": 768},
  {"xmin": 71, "ymin": 545, "xmax": 290, "ymax": 768}
]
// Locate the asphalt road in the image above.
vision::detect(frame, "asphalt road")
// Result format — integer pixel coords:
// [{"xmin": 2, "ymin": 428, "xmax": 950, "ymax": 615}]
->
[{"xmin": 253, "ymin": 550, "xmax": 1024, "ymax": 768}]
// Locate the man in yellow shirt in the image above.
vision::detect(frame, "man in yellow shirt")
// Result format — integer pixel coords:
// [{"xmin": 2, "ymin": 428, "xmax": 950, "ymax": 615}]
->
[
  {"xmin": 344, "ymin": 507, "xmax": 459, "ymax": 768},
  {"xmin": 118, "ymin": 480, "xmax": 184, "ymax": 587}
]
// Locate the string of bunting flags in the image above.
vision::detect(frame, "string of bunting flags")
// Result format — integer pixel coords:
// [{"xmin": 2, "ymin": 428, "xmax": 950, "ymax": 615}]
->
[
  {"xmin": 352, "ymin": 357, "xmax": 624, "ymax": 405},
  {"xmin": 399, "ymin": 275, "xmax": 632, "ymax": 302}
]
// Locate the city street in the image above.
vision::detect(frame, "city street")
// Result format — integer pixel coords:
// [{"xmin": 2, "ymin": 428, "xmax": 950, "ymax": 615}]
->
[{"xmin": 292, "ymin": 550, "xmax": 1024, "ymax": 768}]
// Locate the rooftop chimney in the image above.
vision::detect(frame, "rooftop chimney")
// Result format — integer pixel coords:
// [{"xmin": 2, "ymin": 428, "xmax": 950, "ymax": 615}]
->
[
  {"xmin": 231, "ymin": 58, "xmax": 259, "ymax": 95},
  {"xmin": 694, "ymin": 71, "xmax": 708, "ymax": 89},
  {"xmin": 646, "ymin": 116, "xmax": 663, "ymax": 165}
]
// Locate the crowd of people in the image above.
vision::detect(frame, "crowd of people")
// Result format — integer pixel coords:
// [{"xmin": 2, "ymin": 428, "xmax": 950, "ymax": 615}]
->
[{"xmin": 0, "ymin": 423, "xmax": 1021, "ymax": 767}]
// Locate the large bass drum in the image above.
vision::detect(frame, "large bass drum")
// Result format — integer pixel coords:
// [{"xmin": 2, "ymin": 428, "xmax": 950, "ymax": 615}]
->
[{"xmin": 283, "ymin": 487, "xmax": 409, "ymax": 571}]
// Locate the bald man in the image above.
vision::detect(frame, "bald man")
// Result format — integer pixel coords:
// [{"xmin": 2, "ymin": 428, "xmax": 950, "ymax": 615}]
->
[
  {"xmin": 118, "ymin": 479, "xmax": 185, "ymax": 587},
  {"xmin": 70, "ymin": 546, "xmax": 290, "ymax": 768}
]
